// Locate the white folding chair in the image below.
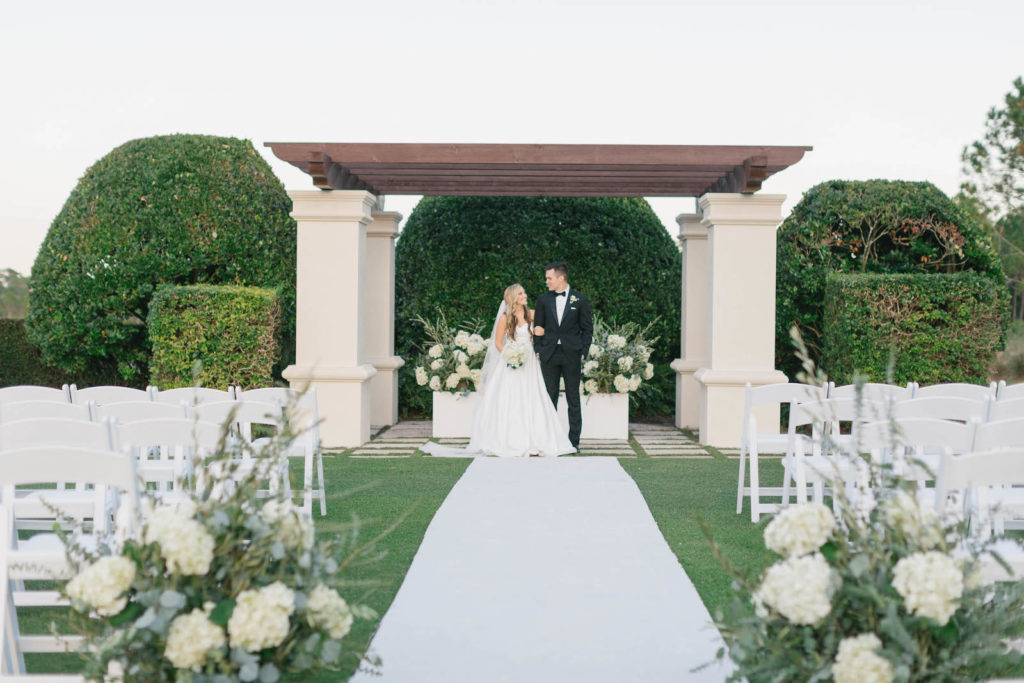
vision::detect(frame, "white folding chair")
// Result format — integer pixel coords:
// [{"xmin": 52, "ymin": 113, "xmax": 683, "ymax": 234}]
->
[
  {"xmin": 151, "ymin": 386, "xmax": 235, "ymax": 406},
  {"xmin": 858, "ymin": 418, "xmax": 975, "ymax": 496},
  {"xmin": 69, "ymin": 385, "xmax": 152, "ymax": 405},
  {"xmin": 0, "ymin": 386, "xmax": 70, "ymax": 405},
  {"xmin": 235, "ymin": 387, "xmax": 325, "ymax": 516},
  {"xmin": 828, "ymin": 382, "xmax": 913, "ymax": 402},
  {"xmin": 988, "ymin": 398, "xmax": 1024, "ymax": 422},
  {"xmin": 0, "ymin": 402, "xmax": 92, "ymax": 424},
  {"xmin": 973, "ymin": 418, "xmax": 1024, "ymax": 451},
  {"xmin": 891, "ymin": 396, "xmax": 990, "ymax": 422},
  {"xmin": 997, "ymin": 380, "xmax": 1024, "ymax": 401},
  {"xmin": 736, "ymin": 382, "xmax": 825, "ymax": 521},
  {"xmin": 93, "ymin": 401, "xmax": 188, "ymax": 423},
  {"xmin": 911, "ymin": 382, "xmax": 997, "ymax": 401},
  {"xmin": 118, "ymin": 418, "xmax": 221, "ymax": 496}
]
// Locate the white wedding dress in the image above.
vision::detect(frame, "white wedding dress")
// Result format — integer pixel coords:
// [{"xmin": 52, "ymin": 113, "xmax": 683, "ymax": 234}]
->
[{"xmin": 422, "ymin": 321, "xmax": 576, "ymax": 458}]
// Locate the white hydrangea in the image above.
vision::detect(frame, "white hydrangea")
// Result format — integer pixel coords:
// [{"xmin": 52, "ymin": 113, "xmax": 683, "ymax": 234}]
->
[
  {"xmin": 617, "ymin": 356, "xmax": 633, "ymax": 371},
  {"xmin": 164, "ymin": 608, "xmax": 226, "ymax": 669},
  {"xmin": 607, "ymin": 334, "xmax": 627, "ymax": 349},
  {"xmin": 643, "ymin": 363, "xmax": 654, "ymax": 380},
  {"xmin": 470, "ymin": 369, "xmax": 482, "ymax": 386},
  {"xmin": 753, "ymin": 553, "xmax": 835, "ymax": 625},
  {"xmin": 228, "ymin": 581, "xmax": 295, "ymax": 652},
  {"xmin": 260, "ymin": 499, "xmax": 315, "ymax": 550},
  {"xmin": 884, "ymin": 491, "xmax": 941, "ymax": 549},
  {"xmin": 466, "ymin": 340, "xmax": 486, "ymax": 356},
  {"xmin": 429, "ymin": 376, "xmax": 441, "ymax": 391},
  {"xmin": 833, "ymin": 633, "xmax": 893, "ymax": 683},
  {"xmin": 589, "ymin": 344, "xmax": 603, "ymax": 357},
  {"xmin": 456, "ymin": 363, "xmax": 473, "ymax": 379},
  {"xmin": 764, "ymin": 503, "xmax": 836, "ymax": 558},
  {"xmin": 66, "ymin": 555, "xmax": 136, "ymax": 616},
  {"xmin": 891, "ymin": 551, "xmax": 963, "ymax": 625},
  {"xmin": 582, "ymin": 360, "xmax": 599, "ymax": 377},
  {"xmin": 306, "ymin": 584, "xmax": 354, "ymax": 640},
  {"xmin": 628, "ymin": 375, "xmax": 641, "ymax": 391},
  {"xmin": 454, "ymin": 331, "xmax": 470, "ymax": 349},
  {"xmin": 453, "ymin": 349, "xmax": 468, "ymax": 363},
  {"xmin": 613, "ymin": 374, "xmax": 631, "ymax": 393},
  {"xmin": 445, "ymin": 373, "xmax": 461, "ymax": 389},
  {"xmin": 430, "ymin": 358, "xmax": 444, "ymax": 370},
  {"xmin": 144, "ymin": 503, "xmax": 215, "ymax": 576},
  {"xmin": 415, "ymin": 366, "xmax": 428, "ymax": 386},
  {"xmin": 428, "ymin": 344, "xmax": 444, "ymax": 358},
  {"xmin": 584, "ymin": 379, "xmax": 600, "ymax": 394}
]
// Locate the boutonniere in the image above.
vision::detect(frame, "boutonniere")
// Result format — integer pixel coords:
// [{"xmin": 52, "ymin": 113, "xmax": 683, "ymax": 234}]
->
[{"xmin": 570, "ymin": 295, "xmax": 579, "ymax": 304}]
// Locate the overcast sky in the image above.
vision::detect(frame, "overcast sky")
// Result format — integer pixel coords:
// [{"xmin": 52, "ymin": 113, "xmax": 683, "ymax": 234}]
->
[{"xmin": 2, "ymin": 0, "xmax": 1022, "ymax": 275}]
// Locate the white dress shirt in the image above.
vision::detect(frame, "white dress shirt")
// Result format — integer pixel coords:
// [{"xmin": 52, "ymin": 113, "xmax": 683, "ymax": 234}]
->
[{"xmin": 555, "ymin": 285, "xmax": 570, "ymax": 343}]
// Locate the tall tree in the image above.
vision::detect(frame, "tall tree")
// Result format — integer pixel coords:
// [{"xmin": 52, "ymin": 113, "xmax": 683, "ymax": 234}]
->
[
  {"xmin": 0, "ymin": 268, "xmax": 29, "ymax": 318},
  {"xmin": 961, "ymin": 76, "xmax": 1024, "ymax": 220}
]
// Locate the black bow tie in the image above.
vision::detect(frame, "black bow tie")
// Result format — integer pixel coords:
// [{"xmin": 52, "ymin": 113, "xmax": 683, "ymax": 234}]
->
[{"xmin": 554, "ymin": 291, "xmax": 567, "ymax": 297}]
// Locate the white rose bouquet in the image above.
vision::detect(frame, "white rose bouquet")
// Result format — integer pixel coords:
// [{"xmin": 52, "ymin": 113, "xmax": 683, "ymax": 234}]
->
[
  {"xmin": 62, "ymin": 403, "xmax": 379, "ymax": 682},
  {"xmin": 582, "ymin": 316, "xmax": 659, "ymax": 398},
  {"xmin": 410, "ymin": 312, "xmax": 488, "ymax": 397},
  {"xmin": 501, "ymin": 340, "xmax": 529, "ymax": 369}
]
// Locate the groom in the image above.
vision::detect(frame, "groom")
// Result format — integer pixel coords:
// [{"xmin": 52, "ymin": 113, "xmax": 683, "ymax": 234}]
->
[{"xmin": 533, "ymin": 262, "xmax": 593, "ymax": 450}]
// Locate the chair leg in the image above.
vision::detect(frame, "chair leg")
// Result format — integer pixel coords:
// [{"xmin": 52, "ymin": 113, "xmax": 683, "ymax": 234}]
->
[
  {"xmin": 316, "ymin": 450, "xmax": 327, "ymax": 517},
  {"xmin": 736, "ymin": 444, "xmax": 748, "ymax": 515},
  {"xmin": 750, "ymin": 442, "xmax": 761, "ymax": 523}
]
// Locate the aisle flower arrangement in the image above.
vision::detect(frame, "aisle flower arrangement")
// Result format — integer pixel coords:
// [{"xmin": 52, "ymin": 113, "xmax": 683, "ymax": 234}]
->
[
  {"xmin": 61, "ymin": 409, "xmax": 379, "ymax": 682},
  {"xmin": 411, "ymin": 313, "xmax": 487, "ymax": 394},
  {"xmin": 582, "ymin": 317, "xmax": 659, "ymax": 396}
]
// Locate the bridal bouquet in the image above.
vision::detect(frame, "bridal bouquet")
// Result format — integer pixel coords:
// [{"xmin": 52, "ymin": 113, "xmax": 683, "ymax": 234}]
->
[
  {"xmin": 61, "ymin": 408, "xmax": 380, "ymax": 682},
  {"xmin": 411, "ymin": 313, "xmax": 487, "ymax": 395},
  {"xmin": 582, "ymin": 317, "xmax": 659, "ymax": 396},
  {"xmin": 502, "ymin": 341, "xmax": 529, "ymax": 369}
]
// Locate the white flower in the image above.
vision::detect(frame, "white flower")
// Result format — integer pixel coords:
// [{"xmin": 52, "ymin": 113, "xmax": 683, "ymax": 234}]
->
[
  {"xmin": 66, "ymin": 555, "xmax": 135, "ymax": 616},
  {"xmin": 617, "ymin": 356, "xmax": 633, "ymax": 371},
  {"xmin": 502, "ymin": 341, "xmax": 529, "ymax": 369},
  {"xmin": 613, "ymin": 375, "xmax": 631, "ymax": 393},
  {"xmin": 589, "ymin": 344, "xmax": 603, "ymax": 357},
  {"xmin": 454, "ymin": 331, "xmax": 470, "ymax": 349},
  {"xmin": 428, "ymin": 344, "xmax": 444, "ymax": 358},
  {"xmin": 628, "ymin": 375, "xmax": 641, "ymax": 391},
  {"xmin": 891, "ymin": 551, "xmax": 963, "ymax": 625},
  {"xmin": 753, "ymin": 553, "xmax": 835, "ymax": 625},
  {"xmin": 260, "ymin": 499, "xmax": 315, "ymax": 550},
  {"xmin": 607, "ymin": 334, "xmax": 627, "ymax": 349},
  {"xmin": 833, "ymin": 633, "xmax": 893, "ymax": 683},
  {"xmin": 637, "ymin": 345, "xmax": 651, "ymax": 362},
  {"xmin": 456, "ymin": 363, "xmax": 473, "ymax": 378},
  {"xmin": 470, "ymin": 369, "xmax": 482, "ymax": 386},
  {"xmin": 584, "ymin": 379, "xmax": 600, "ymax": 394},
  {"xmin": 453, "ymin": 349, "xmax": 468, "ymax": 363},
  {"xmin": 445, "ymin": 373, "xmax": 461, "ymax": 389},
  {"xmin": 144, "ymin": 503, "xmax": 215, "ymax": 576},
  {"xmin": 430, "ymin": 358, "xmax": 444, "ymax": 370},
  {"xmin": 165, "ymin": 608, "xmax": 226, "ymax": 669},
  {"xmin": 228, "ymin": 581, "xmax": 295, "ymax": 652},
  {"xmin": 643, "ymin": 363, "xmax": 654, "ymax": 380},
  {"xmin": 764, "ymin": 503, "xmax": 836, "ymax": 558},
  {"xmin": 582, "ymin": 360, "xmax": 599, "ymax": 377},
  {"xmin": 415, "ymin": 366, "xmax": 428, "ymax": 386},
  {"xmin": 883, "ymin": 491, "xmax": 941, "ymax": 549},
  {"xmin": 307, "ymin": 584, "xmax": 354, "ymax": 640},
  {"xmin": 467, "ymin": 340, "xmax": 486, "ymax": 356},
  {"xmin": 429, "ymin": 375, "xmax": 441, "ymax": 391}
]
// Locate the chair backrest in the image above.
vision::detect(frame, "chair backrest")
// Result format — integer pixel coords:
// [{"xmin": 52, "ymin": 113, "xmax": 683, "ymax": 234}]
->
[
  {"xmin": 192, "ymin": 401, "xmax": 282, "ymax": 444},
  {"xmin": 69, "ymin": 384, "xmax": 152, "ymax": 405},
  {"xmin": 936, "ymin": 448, "xmax": 1024, "ymax": 514},
  {"xmin": 891, "ymin": 396, "xmax": 989, "ymax": 422},
  {"xmin": 858, "ymin": 418, "xmax": 975, "ymax": 455},
  {"xmin": 997, "ymin": 380, "xmax": 1024, "ymax": 401},
  {"xmin": 118, "ymin": 418, "xmax": 223, "ymax": 456},
  {"xmin": 151, "ymin": 386, "xmax": 236, "ymax": 405},
  {"xmin": 94, "ymin": 400, "xmax": 188, "ymax": 423},
  {"xmin": 0, "ymin": 418, "xmax": 115, "ymax": 451},
  {"xmin": 746, "ymin": 382, "xmax": 826, "ymax": 408},
  {"xmin": 973, "ymin": 418, "xmax": 1024, "ymax": 451},
  {"xmin": 0, "ymin": 401, "xmax": 92, "ymax": 424},
  {"xmin": 234, "ymin": 387, "xmax": 321, "ymax": 442},
  {"xmin": 988, "ymin": 398, "xmax": 1024, "ymax": 422},
  {"xmin": 912, "ymin": 382, "xmax": 997, "ymax": 401},
  {"xmin": 828, "ymin": 382, "xmax": 913, "ymax": 402},
  {"xmin": 0, "ymin": 385, "xmax": 70, "ymax": 404}
]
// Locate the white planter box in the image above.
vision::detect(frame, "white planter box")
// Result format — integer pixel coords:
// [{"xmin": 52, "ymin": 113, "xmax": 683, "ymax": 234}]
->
[
  {"xmin": 432, "ymin": 391, "xmax": 479, "ymax": 438},
  {"xmin": 557, "ymin": 392, "xmax": 629, "ymax": 440}
]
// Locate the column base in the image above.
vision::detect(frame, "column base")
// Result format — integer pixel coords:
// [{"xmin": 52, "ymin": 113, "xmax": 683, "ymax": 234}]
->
[
  {"xmin": 670, "ymin": 358, "xmax": 706, "ymax": 430},
  {"xmin": 282, "ymin": 364, "xmax": 378, "ymax": 448},
  {"xmin": 367, "ymin": 355, "xmax": 405, "ymax": 428},
  {"xmin": 694, "ymin": 367, "xmax": 788, "ymax": 447}
]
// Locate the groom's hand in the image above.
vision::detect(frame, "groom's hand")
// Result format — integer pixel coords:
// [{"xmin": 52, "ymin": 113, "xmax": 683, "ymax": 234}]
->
[{"xmin": 534, "ymin": 326, "xmax": 545, "ymax": 336}]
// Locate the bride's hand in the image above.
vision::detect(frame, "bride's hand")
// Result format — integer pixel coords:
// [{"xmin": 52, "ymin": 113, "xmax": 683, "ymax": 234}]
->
[{"xmin": 533, "ymin": 326, "xmax": 545, "ymax": 336}]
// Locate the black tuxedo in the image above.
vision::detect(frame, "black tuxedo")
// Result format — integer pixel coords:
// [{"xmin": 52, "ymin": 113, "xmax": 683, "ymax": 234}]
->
[{"xmin": 533, "ymin": 288, "xmax": 593, "ymax": 448}]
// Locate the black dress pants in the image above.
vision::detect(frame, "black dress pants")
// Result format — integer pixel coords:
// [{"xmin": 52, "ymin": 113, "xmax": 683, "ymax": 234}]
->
[{"xmin": 541, "ymin": 345, "xmax": 582, "ymax": 448}]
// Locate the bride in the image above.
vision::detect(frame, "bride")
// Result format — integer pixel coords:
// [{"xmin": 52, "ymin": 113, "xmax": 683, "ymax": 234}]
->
[{"xmin": 422, "ymin": 284, "xmax": 576, "ymax": 458}]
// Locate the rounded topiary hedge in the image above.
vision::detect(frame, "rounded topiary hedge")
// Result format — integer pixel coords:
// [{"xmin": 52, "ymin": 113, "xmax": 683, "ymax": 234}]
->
[
  {"xmin": 396, "ymin": 196, "xmax": 681, "ymax": 416},
  {"xmin": 27, "ymin": 134, "xmax": 296, "ymax": 384},
  {"xmin": 775, "ymin": 179, "xmax": 1004, "ymax": 382}
]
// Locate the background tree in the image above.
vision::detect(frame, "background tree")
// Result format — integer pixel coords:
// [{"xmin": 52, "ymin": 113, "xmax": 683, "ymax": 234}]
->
[{"xmin": 0, "ymin": 268, "xmax": 29, "ymax": 318}]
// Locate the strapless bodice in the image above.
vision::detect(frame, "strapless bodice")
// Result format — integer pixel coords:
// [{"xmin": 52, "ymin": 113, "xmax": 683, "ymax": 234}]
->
[{"xmin": 514, "ymin": 323, "xmax": 532, "ymax": 343}]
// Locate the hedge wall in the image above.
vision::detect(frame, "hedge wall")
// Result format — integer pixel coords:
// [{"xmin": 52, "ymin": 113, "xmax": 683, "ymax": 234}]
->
[
  {"xmin": 822, "ymin": 272, "xmax": 1008, "ymax": 385},
  {"xmin": 396, "ymin": 196, "xmax": 681, "ymax": 416},
  {"xmin": 27, "ymin": 134, "xmax": 296, "ymax": 385},
  {"xmin": 776, "ymin": 180, "xmax": 1004, "ymax": 381},
  {"xmin": 0, "ymin": 319, "xmax": 68, "ymax": 387},
  {"xmin": 148, "ymin": 285, "xmax": 281, "ymax": 390}
]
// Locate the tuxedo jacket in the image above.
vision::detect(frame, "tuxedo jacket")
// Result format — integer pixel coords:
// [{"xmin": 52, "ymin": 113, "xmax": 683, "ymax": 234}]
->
[{"xmin": 533, "ymin": 288, "xmax": 593, "ymax": 362}]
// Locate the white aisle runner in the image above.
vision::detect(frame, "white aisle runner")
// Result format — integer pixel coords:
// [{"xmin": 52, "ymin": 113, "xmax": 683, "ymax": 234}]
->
[{"xmin": 350, "ymin": 457, "xmax": 733, "ymax": 683}]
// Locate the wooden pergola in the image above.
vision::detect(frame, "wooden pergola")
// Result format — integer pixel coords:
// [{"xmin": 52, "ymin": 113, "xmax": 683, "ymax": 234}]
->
[{"xmin": 265, "ymin": 142, "xmax": 812, "ymax": 448}]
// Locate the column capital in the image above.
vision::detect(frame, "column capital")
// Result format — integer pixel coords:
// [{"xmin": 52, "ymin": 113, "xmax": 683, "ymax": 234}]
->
[
  {"xmin": 367, "ymin": 211, "xmax": 403, "ymax": 238},
  {"xmin": 698, "ymin": 193, "xmax": 786, "ymax": 228},
  {"xmin": 289, "ymin": 190, "xmax": 378, "ymax": 225},
  {"xmin": 675, "ymin": 213, "xmax": 707, "ymax": 242}
]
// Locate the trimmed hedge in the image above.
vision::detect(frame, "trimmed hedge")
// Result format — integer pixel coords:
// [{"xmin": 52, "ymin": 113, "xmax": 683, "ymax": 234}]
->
[
  {"xmin": 776, "ymin": 180, "xmax": 1004, "ymax": 381},
  {"xmin": 0, "ymin": 319, "xmax": 68, "ymax": 387},
  {"xmin": 395, "ymin": 196, "xmax": 681, "ymax": 416},
  {"xmin": 822, "ymin": 273, "xmax": 1008, "ymax": 385},
  {"xmin": 27, "ymin": 134, "xmax": 296, "ymax": 385},
  {"xmin": 148, "ymin": 285, "xmax": 282, "ymax": 390}
]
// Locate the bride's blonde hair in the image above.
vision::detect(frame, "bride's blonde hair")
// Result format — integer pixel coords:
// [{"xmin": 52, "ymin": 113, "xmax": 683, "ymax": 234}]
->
[{"xmin": 502, "ymin": 283, "xmax": 531, "ymax": 341}]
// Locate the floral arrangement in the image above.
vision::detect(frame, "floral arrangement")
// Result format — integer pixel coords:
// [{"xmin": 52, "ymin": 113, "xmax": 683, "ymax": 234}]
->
[
  {"xmin": 411, "ymin": 313, "xmax": 487, "ymax": 394},
  {"xmin": 581, "ymin": 317, "xmax": 659, "ymax": 396},
  {"xmin": 502, "ymin": 340, "xmax": 529, "ymax": 369},
  {"xmin": 61, "ymin": 408, "xmax": 380, "ymax": 682}
]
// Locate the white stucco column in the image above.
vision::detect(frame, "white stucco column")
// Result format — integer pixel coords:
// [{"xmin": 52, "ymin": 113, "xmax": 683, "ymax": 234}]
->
[
  {"xmin": 693, "ymin": 193, "xmax": 789, "ymax": 447},
  {"xmin": 670, "ymin": 212, "xmax": 708, "ymax": 430},
  {"xmin": 283, "ymin": 190, "xmax": 378, "ymax": 448},
  {"xmin": 366, "ymin": 210, "xmax": 404, "ymax": 427}
]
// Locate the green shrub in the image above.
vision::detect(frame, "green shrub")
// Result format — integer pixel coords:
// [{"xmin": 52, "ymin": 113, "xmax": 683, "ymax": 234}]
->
[
  {"xmin": 776, "ymin": 180, "xmax": 1004, "ymax": 380},
  {"xmin": 822, "ymin": 272, "xmax": 1008, "ymax": 385},
  {"xmin": 395, "ymin": 196, "xmax": 681, "ymax": 416},
  {"xmin": 148, "ymin": 285, "xmax": 281, "ymax": 390},
  {"xmin": 27, "ymin": 134, "xmax": 296, "ymax": 385},
  {"xmin": 0, "ymin": 319, "xmax": 68, "ymax": 387}
]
